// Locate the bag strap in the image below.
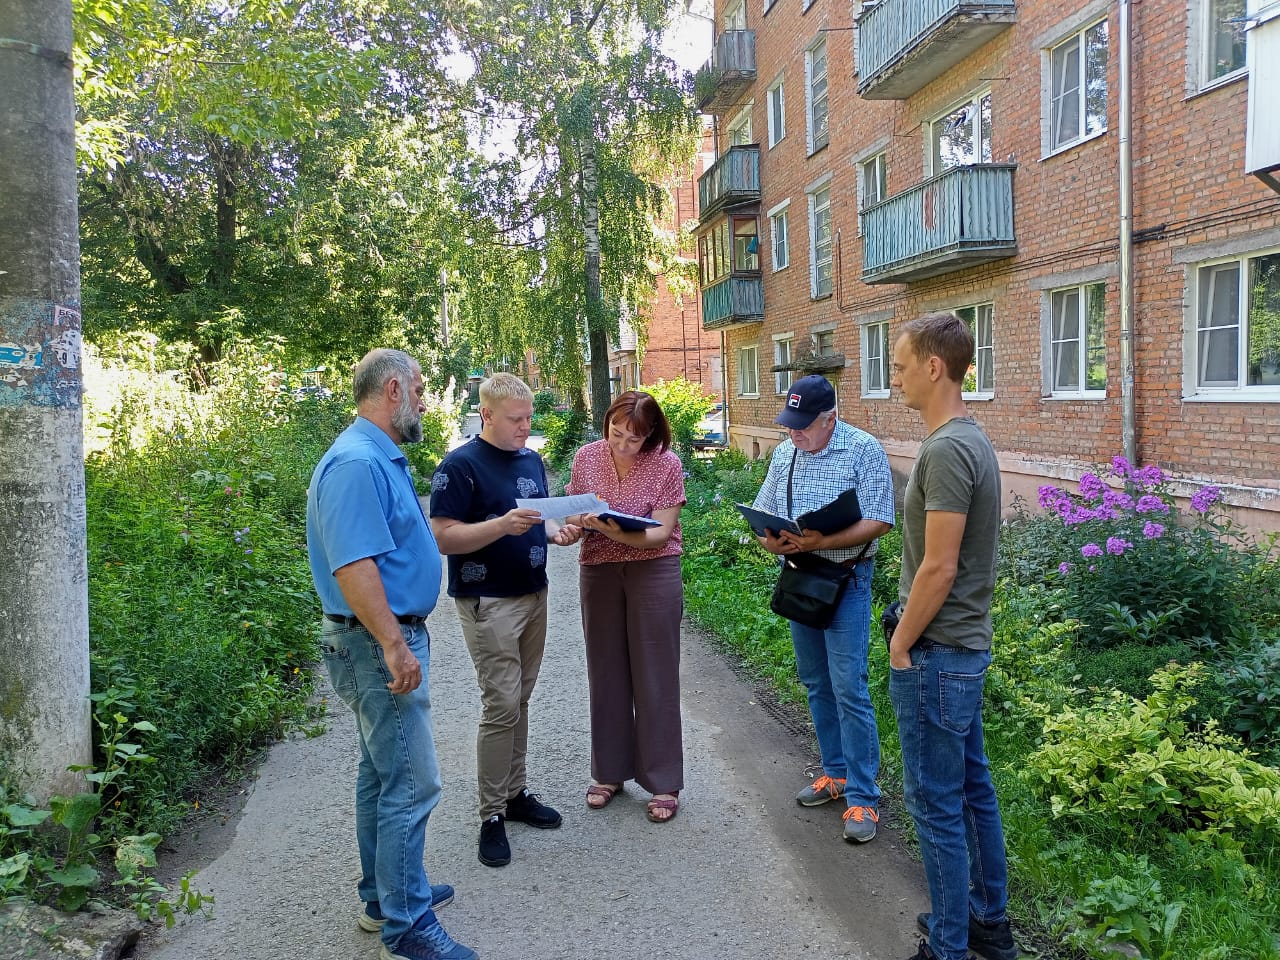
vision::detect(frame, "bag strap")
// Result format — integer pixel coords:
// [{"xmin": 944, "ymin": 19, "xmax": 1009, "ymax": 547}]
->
[{"xmin": 788, "ymin": 446, "xmax": 871, "ymax": 566}]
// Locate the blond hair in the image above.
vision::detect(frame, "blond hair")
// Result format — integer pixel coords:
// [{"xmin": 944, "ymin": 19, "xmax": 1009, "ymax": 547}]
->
[{"xmin": 479, "ymin": 372, "xmax": 533, "ymax": 408}]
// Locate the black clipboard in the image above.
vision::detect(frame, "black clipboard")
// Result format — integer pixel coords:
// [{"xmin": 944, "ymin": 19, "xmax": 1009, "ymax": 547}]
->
[{"xmin": 737, "ymin": 488, "xmax": 862, "ymax": 537}]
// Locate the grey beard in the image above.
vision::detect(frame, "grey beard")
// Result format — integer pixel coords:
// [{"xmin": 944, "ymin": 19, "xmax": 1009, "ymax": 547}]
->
[{"xmin": 393, "ymin": 399, "xmax": 423, "ymax": 444}]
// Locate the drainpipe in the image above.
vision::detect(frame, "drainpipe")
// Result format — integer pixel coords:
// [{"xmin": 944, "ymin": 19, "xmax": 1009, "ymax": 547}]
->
[
  {"xmin": 1118, "ymin": 0, "xmax": 1137, "ymax": 467},
  {"xmin": 720, "ymin": 328, "xmax": 730, "ymax": 445}
]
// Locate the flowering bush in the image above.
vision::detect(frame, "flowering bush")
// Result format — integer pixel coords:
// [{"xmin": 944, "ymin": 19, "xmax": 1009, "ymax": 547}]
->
[{"xmin": 1035, "ymin": 456, "xmax": 1255, "ymax": 650}]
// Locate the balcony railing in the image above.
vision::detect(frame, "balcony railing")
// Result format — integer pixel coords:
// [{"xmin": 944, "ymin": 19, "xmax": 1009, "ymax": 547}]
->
[
  {"xmin": 701, "ymin": 275, "xmax": 763, "ymax": 330},
  {"xmin": 693, "ymin": 30, "xmax": 757, "ymax": 114},
  {"xmin": 861, "ymin": 164, "xmax": 1016, "ymax": 284},
  {"xmin": 698, "ymin": 145, "xmax": 760, "ymax": 222},
  {"xmin": 856, "ymin": 0, "xmax": 1016, "ymax": 100}
]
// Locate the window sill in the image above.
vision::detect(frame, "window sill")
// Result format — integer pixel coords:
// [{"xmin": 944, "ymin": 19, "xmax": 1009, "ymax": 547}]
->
[
  {"xmin": 810, "ymin": 292, "xmax": 833, "ymax": 302},
  {"xmin": 807, "ymin": 141, "xmax": 829, "ymax": 159},
  {"xmin": 772, "ymin": 262, "xmax": 790, "ymax": 273},
  {"xmin": 1041, "ymin": 128, "xmax": 1107, "ymax": 162},
  {"xmin": 1182, "ymin": 388, "xmax": 1280, "ymax": 403},
  {"xmin": 1186, "ymin": 69, "xmax": 1247, "ymax": 102},
  {"xmin": 738, "ymin": 393, "xmax": 760, "ymax": 399},
  {"xmin": 861, "ymin": 390, "xmax": 890, "ymax": 400},
  {"xmin": 1043, "ymin": 391, "xmax": 1107, "ymax": 401},
  {"xmin": 962, "ymin": 392, "xmax": 995, "ymax": 402},
  {"xmin": 768, "ymin": 135, "xmax": 785, "ymax": 150}
]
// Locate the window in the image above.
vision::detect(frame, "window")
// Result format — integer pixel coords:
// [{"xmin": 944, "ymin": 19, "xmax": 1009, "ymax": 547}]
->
[
  {"xmin": 767, "ymin": 79, "xmax": 785, "ymax": 147},
  {"xmin": 725, "ymin": 0, "xmax": 746, "ymax": 30},
  {"xmin": 859, "ymin": 152, "xmax": 887, "ymax": 210},
  {"xmin": 1193, "ymin": 250, "xmax": 1280, "ymax": 391},
  {"xmin": 774, "ymin": 337, "xmax": 794, "ymax": 393},
  {"xmin": 727, "ymin": 103, "xmax": 753, "ymax": 147},
  {"xmin": 931, "ymin": 92, "xmax": 992, "ymax": 172},
  {"xmin": 809, "ymin": 186, "xmax": 832, "ymax": 298},
  {"xmin": 814, "ymin": 329, "xmax": 836, "ymax": 355},
  {"xmin": 955, "ymin": 303, "xmax": 995, "ymax": 397},
  {"xmin": 1198, "ymin": 0, "xmax": 1247, "ymax": 88},
  {"xmin": 733, "ymin": 217, "xmax": 760, "ymax": 272},
  {"xmin": 806, "ymin": 40, "xmax": 829, "ymax": 154},
  {"xmin": 862, "ymin": 321, "xmax": 890, "ymax": 396},
  {"xmin": 738, "ymin": 344, "xmax": 759, "ymax": 396},
  {"xmin": 1049, "ymin": 19, "xmax": 1108, "ymax": 153},
  {"xmin": 1049, "ymin": 284, "xmax": 1106, "ymax": 396},
  {"xmin": 769, "ymin": 201, "xmax": 790, "ymax": 270}
]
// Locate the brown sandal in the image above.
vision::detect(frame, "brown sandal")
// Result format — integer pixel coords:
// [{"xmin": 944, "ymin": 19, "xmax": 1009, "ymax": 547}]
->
[
  {"xmin": 586, "ymin": 783, "xmax": 622, "ymax": 809},
  {"xmin": 646, "ymin": 793, "xmax": 679, "ymax": 823}
]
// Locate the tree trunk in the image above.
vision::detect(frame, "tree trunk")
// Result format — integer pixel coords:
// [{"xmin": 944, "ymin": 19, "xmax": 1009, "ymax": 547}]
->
[
  {"xmin": 0, "ymin": 0, "xmax": 92, "ymax": 801},
  {"xmin": 581, "ymin": 143, "xmax": 610, "ymax": 431}
]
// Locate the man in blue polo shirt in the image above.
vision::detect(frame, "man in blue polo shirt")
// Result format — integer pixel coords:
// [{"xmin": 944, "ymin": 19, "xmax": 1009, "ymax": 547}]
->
[
  {"xmin": 752, "ymin": 374, "xmax": 895, "ymax": 844},
  {"xmin": 306, "ymin": 349, "xmax": 474, "ymax": 960}
]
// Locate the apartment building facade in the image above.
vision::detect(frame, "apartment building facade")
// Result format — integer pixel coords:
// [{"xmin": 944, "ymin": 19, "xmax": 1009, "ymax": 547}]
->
[{"xmin": 693, "ymin": 0, "xmax": 1280, "ymax": 527}]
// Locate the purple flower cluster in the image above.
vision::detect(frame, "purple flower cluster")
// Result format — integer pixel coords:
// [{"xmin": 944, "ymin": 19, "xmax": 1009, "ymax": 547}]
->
[
  {"xmin": 1106, "ymin": 536, "xmax": 1133, "ymax": 556},
  {"xmin": 1135, "ymin": 494, "xmax": 1170, "ymax": 514},
  {"xmin": 1142, "ymin": 521, "xmax": 1165, "ymax": 539},
  {"xmin": 1078, "ymin": 472, "xmax": 1105, "ymax": 500},
  {"xmin": 1081, "ymin": 543, "xmax": 1103, "ymax": 558},
  {"xmin": 1190, "ymin": 485, "xmax": 1221, "ymax": 514}
]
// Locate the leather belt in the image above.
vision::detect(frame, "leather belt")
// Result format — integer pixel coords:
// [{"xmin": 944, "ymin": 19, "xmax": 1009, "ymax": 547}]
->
[
  {"xmin": 840, "ymin": 556, "xmax": 874, "ymax": 568},
  {"xmin": 324, "ymin": 613, "xmax": 427, "ymax": 629}
]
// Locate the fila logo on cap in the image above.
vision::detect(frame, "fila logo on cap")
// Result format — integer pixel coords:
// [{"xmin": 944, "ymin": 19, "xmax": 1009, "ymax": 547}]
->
[{"xmin": 787, "ymin": 392, "xmax": 802, "ymax": 408}]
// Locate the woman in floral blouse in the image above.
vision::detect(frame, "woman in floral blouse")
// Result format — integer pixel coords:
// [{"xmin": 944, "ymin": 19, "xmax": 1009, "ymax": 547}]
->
[{"xmin": 564, "ymin": 391, "xmax": 686, "ymax": 823}]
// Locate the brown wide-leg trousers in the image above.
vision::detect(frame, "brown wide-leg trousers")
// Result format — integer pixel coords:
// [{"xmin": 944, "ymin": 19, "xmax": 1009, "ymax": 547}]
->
[{"xmin": 579, "ymin": 554, "xmax": 684, "ymax": 796}]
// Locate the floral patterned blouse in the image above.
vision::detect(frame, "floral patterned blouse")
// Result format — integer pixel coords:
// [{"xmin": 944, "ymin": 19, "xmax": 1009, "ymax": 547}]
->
[{"xmin": 565, "ymin": 439, "xmax": 686, "ymax": 566}]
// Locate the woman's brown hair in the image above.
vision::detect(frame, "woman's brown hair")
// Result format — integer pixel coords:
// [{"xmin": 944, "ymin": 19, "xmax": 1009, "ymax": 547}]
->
[{"xmin": 604, "ymin": 391, "xmax": 671, "ymax": 453}]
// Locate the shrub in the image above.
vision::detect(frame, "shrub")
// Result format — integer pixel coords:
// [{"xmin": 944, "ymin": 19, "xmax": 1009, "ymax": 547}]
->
[
  {"xmin": 540, "ymin": 409, "xmax": 591, "ymax": 471},
  {"xmin": 642, "ymin": 376, "xmax": 716, "ymax": 463}
]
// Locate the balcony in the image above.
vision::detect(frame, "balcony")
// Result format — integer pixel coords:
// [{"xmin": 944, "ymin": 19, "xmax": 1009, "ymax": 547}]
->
[
  {"xmin": 861, "ymin": 164, "xmax": 1016, "ymax": 285},
  {"xmin": 698, "ymin": 145, "xmax": 760, "ymax": 223},
  {"xmin": 693, "ymin": 30, "xmax": 757, "ymax": 114},
  {"xmin": 701, "ymin": 275, "xmax": 763, "ymax": 330},
  {"xmin": 857, "ymin": 0, "xmax": 1016, "ymax": 100}
]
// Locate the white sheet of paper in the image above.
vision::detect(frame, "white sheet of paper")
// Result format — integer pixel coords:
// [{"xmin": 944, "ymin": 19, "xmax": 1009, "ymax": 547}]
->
[{"xmin": 516, "ymin": 493, "xmax": 608, "ymax": 521}]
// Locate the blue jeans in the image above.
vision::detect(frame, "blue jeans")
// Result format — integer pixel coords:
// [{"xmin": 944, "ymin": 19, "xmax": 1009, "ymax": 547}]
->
[
  {"xmin": 320, "ymin": 620, "xmax": 442, "ymax": 948},
  {"xmin": 889, "ymin": 642, "xmax": 1008, "ymax": 960},
  {"xmin": 788, "ymin": 557, "xmax": 880, "ymax": 807}
]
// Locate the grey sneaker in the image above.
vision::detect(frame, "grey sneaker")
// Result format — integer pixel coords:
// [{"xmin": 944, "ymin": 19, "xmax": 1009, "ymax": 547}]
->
[
  {"xmin": 916, "ymin": 911, "xmax": 1019, "ymax": 960},
  {"xmin": 380, "ymin": 920, "xmax": 477, "ymax": 960},
  {"xmin": 842, "ymin": 805, "xmax": 879, "ymax": 843},
  {"xmin": 796, "ymin": 774, "xmax": 846, "ymax": 806},
  {"xmin": 358, "ymin": 885, "xmax": 455, "ymax": 932}
]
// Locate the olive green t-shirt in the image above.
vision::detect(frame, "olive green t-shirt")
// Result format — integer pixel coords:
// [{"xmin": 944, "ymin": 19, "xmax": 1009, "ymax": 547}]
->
[{"xmin": 898, "ymin": 416, "xmax": 1000, "ymax": 651}]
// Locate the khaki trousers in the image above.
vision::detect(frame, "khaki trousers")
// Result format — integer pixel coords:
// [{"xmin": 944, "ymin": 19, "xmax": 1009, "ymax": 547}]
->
[{"xmin": 455, "ymin": 589, "xmax": 549, "ymax": 819}]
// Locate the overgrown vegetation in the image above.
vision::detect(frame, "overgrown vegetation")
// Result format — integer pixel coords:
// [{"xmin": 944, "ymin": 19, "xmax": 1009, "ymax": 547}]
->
[
  {"xmin": 681, "ymin": 449, "xmax": 1280, "ymax": 959},
  {"xmin": 1, "ymin": 342, "xmax": 457, "ymax": 919}
]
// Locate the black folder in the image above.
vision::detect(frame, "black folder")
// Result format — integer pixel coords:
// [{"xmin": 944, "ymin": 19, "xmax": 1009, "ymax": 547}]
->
[{"xmin": 736, "ymin": 488, "xmax": 862, "ymax": 537}]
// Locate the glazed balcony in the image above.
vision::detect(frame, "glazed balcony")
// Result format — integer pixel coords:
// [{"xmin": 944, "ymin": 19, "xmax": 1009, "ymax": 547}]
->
[
  {"xmin": 697, "ymin": 145, "xmax": 760, "ymax": 223},
  {"xmin": 856, "ymin": 0, "xmax": 1016, "ymax": 100},
  {"xmin": 693, "ymin": 30, "xmax": 757, "ymax": 114},
  {"xmin": 861, "ymin": 164, "xmax": 1016, "ymax": 284},
  {"xmin": 701, "ymin": 275, "xmax": 763, "ymax": 330}
]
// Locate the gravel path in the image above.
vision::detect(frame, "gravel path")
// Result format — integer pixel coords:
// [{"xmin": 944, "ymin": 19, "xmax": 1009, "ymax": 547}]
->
[{"xmin": 133, "ymin": 542, "xmax": 927, "ymax": 960}]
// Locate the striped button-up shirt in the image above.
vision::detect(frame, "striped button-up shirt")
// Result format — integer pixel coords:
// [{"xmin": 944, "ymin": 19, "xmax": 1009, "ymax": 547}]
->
[{"xmin": 752, "ymin": 420, "xmax": 896, "ymax": 562}]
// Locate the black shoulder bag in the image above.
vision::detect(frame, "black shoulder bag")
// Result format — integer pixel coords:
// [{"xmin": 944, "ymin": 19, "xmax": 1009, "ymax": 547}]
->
[{"xmin": 769, "ymin": 451, "xmax": 870, "ymax": 630}]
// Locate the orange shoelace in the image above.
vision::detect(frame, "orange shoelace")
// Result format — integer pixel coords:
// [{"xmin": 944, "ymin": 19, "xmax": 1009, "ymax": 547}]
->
[
  {"xmin": 843, "ymin": 805, "xmax": 879, "ymax": 823},
  {"xmin": 811, "ymin": 775, "xmax": 846, "ymax": 797}
]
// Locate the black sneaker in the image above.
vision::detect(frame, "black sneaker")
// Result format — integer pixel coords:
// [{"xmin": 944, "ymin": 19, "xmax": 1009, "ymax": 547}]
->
[
  {"xmin": 907, "ymin": 944, "xmax": 936, "ymax": 960},
  {"xmin": 478, "ymin": 814, "xmax": 510, "ymax": 867},
  {"xmin": 505, "ymin": 787, "xmax": 563, "ymax": 829},
  {"xmin": 917, "ymin": 912, "xmax": 1019, "ymax": 960}
]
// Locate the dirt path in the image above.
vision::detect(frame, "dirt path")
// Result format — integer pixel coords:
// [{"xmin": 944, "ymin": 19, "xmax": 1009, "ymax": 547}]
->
[{"xmin": 132, "ymin": 543, "xmax": 927, "ymax": 960}]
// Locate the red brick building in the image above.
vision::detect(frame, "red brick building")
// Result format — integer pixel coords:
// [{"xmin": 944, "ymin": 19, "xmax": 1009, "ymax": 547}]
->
[
  {"xmin": 694, "ymin": 0, "xmax": 1280, "ymax": 527},
  {"xmin": 609, "ymin": 129, "xmax": 723, "ymax": 401}
]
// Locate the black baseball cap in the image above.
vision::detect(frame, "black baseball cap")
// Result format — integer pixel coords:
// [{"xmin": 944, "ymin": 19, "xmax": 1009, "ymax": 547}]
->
[{"xmin": 775, "ymin": 375, "xmax": 836, "ymax": 429}]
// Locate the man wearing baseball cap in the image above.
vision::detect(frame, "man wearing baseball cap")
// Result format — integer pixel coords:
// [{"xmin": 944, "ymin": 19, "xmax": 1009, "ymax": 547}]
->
[{"xmin": 751, "ymin": 374, "xmax": 895, "ymax": 843}]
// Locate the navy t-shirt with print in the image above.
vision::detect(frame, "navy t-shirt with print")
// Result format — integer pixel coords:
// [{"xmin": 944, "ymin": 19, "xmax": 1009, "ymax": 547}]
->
[{"xmin": 429, "ymin": 437, "xmax": 550, "ymax": 598}]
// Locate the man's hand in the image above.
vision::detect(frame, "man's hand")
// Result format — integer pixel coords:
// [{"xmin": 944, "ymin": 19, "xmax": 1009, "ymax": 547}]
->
[
  {"xmin": 501, "ymin": 507, "xmax": 544, "ymax": 537},
  {"xmin": 780, "ymin": 527, "xmax": 826, "ymax": 553},
  {"xmin": 758, "ymin": 528, "xmax": 793, "ymax": 555},
  {"xmin": 383, "ymin": 634, "xmax": 423, "ymax": 693}
]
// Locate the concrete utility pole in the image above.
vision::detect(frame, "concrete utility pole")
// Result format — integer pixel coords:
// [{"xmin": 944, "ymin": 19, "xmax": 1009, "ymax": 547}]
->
[{"xmin": 0, "ymin": 0, "xmax": 91, "ymax": 801}]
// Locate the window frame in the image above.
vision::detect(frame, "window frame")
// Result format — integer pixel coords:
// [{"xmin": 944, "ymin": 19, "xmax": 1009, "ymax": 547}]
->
[
  {"xmin": 768, "ymin": 199, "xmax": 791, "ymax": 271},
  {"xmin": 955, "ymin": 302, "xmax": 996, "ymax": 399},
  {"xmin": 805, "ymin": 38, "xmax": 829, "ymax": 155},
  {"xmin": 927, "ymin": 89, "xmax": 993, "ymax": 176},
  {"xmin": 726, "ymin": 102, "xmax": 753, "ymax": 147},
  {"xmin": 1046, "ymin": 282, "xmax": 1107, "ymax": 399},
  {"xmin": 773, "ymin": 334, "xmax": 794, "ymax": 394},
  {"xmin": 861, "ymin": 320, "xmax": 890, "ymax": 398},
  {"xmin": 767, "ymin": 78, "xmax": 785, "ymax": 148},
  {"xmin": 808, "ymin": 184, "xmax": 833, "ymax": 300},
  {"xmin": 1194, "ymin": 0, "xmax": 1248, "ymax": 91},
  {"xmin": 1184, "ymin": 246, "xmax": 1280, "ymax": 400},
  {"xmin": 1045, "ymin": 18, "xmax": 1109, "ymax": 156},
  {"xmin": 738, "ymin": 344, "xmax": 760, "ymax": 397},
  {"xmin": 724, "ymin": 0, "xmax": 747, "ymax": 31}
]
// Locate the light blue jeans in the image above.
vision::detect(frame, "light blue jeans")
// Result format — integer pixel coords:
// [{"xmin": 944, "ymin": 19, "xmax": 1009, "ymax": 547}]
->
[
  {"xmin": 890, "ymin": 641, "xmax": 1008, "ymax": 960},
  {"xmin": 320, "ymin": 620, "xmax": 442, "ymax": 949},
  {"xmin": 788, "ymin": 557, "xmax": 881, "ymax": 808}
]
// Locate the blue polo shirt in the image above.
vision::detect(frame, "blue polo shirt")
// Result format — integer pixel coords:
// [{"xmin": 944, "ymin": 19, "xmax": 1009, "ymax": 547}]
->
[{"xmin": 306, "ymin": 417, "xmax": 441, "ymax": 618}]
